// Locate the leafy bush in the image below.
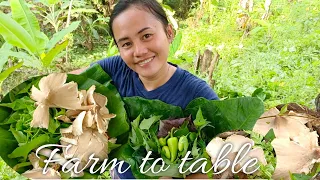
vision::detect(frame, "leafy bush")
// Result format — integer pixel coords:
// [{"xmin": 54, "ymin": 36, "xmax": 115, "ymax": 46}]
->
[{"xmin": 179, "ymin": 0, "xmax": 320, "ymax": 109}]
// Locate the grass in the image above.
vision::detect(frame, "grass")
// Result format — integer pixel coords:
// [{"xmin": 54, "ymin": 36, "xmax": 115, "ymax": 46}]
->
[{"xmin": 179, "ymin": 0, "xmax": 320, "ymax": 109}]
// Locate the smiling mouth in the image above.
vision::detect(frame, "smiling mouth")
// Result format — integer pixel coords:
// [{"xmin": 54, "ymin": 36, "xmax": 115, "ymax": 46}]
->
[{"xmin": 138, "ymin": 56, "xmax": 154, "ymax": 66}]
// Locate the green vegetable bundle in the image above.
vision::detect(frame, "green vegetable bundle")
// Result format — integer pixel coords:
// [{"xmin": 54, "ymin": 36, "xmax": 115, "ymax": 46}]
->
[{"xmin": 113, "ymin": 95, "xmax": 265, "ymax": 178}]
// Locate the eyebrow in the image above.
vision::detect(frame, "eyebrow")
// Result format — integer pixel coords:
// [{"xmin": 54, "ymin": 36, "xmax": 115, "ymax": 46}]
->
[{"xmin": 117, "ymin": 27, "xmax": 151, "ymax": 44}]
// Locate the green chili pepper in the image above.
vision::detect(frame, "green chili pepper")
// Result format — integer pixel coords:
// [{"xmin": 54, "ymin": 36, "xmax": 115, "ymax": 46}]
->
[
  {"xmin": 161, "ymin": 146, "xmax": 171, "ymax": 159},
  {"xmin": 188, "ymin": 132, "xmax": 197, "ymax": 142},
  {"xmin": 167, "ymin": 128, "xmax": 178, "ymax": 162},
  {"xmin": 178, "ymin": 136, "xmax": 189, "ymax": 157},
  {"xmin": 159, "ymin": 138, "xmax": 167, "ymax": 146}
]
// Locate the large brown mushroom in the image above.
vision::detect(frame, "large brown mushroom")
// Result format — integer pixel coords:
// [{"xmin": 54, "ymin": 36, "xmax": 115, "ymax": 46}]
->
[{"xmin": 272, "ymin": 132, "xmax": 320, "ymax": 180}]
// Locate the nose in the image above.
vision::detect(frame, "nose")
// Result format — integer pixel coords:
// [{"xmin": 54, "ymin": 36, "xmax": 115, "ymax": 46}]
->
[{"xmin": 133, "ymin": 42, "xmax": 148, "ymax": 57}]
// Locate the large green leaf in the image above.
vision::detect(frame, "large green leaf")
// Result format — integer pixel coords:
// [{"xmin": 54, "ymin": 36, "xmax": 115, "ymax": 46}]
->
[
  {"xmin": 67, "ymin": 73, "xmax": 129, "ymax": 138},
  {"xmin": 10, "ymin": 0, "xmax": 43, "ymax": 54},
  {"xmin": 46, "ymin": 21, "xmax": 80, "ymax": 51},
  {"xmin": 0, "ymin": 12, "xmax": 37, "ymax": 53},
  {"xmin": 123, "ymin": 97, "xmax": 184, "ymax": 120},
  {"xmin": 0, "ymin": 49, "xmax": 40, "ymax": 68},
  {"xmin": 184, "ymin": 97, "xmax": 264, "ymax": 139},
  {"xmin": 80, "ymin": 63, "xmax": 112, "ymax": 86},
  {"xmin": 41, "ymin": 40, "xmax": 68, "ymax": 67}
]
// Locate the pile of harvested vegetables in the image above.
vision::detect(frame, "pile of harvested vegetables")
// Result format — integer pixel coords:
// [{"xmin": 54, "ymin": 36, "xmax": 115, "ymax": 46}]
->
[{"xmin": 0, "ymin": 64, "xmax": 319, "ymax": 179}]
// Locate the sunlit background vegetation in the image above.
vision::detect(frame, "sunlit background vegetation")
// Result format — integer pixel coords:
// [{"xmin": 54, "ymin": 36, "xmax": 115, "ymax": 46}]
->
[{"xmin": 0, "ymin": 0, "xmax": 319, "ymax": 178}]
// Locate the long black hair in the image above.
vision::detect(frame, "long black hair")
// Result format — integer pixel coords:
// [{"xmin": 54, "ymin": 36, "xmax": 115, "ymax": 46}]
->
[{"xmin": 109, "ymin": 0, "xmax": 169, "ymax": 44}]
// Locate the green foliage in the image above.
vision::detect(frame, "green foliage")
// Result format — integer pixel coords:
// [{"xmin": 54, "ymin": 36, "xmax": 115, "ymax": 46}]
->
[
  {"xmin": 180, "ymin": 0, "xmax": 320, "ymax": 109},
  {"xmin": 0, "ymin": 0, "xmax": 82, "ymax": 88},
  {"xmin": 46, "ymin": 21, "xmax": 80, "ymax": 51},
  {"xmin": 0, "ymin": 11, "xmax": 37, "ymax": 54},
  {"xmin": 123, "ymin": 97, "xmax": 184, "ymax": 120},
  {"xmin": 185, "ymin": 97, "xmax": 264, "ymax": 139}
]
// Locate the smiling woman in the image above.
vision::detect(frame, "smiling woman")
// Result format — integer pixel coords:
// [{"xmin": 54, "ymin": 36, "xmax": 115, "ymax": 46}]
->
[{"xmin": 85, "ymin": 0, "xmax": 219, "ymax": 178}]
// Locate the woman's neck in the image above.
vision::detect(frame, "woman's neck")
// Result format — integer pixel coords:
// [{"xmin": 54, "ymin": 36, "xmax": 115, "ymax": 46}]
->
[{"xmin": 139, "ymin": 63, "xmax": 177, "ymax": 91}]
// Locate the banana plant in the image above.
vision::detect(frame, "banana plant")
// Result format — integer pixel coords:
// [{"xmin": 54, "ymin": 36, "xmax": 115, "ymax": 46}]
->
[{"xmin": 0, "ymin": 0, "xmax": 80, "ymax": 89}]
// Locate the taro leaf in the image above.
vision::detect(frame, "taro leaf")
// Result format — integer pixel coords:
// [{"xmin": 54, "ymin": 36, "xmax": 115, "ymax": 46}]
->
[
  {"xmin": 185, "ymin": 97, "xmax": 264, "ymax": 139},
  {"xmin": 8, "ymin": 134, "xmax": 59, "ymax": 161},
  {"xmin": 139, "ymin": 115, "xmax": 161, "ymax": 130},
  {"xmin": 67, "ymin": 74, "xmax": 129, "ymax": 138},
  {"xmin": 0, "ymin": 126, "xmax": 19, "ymax": 167},
  {"xmin": 158, "ymin": 116, "xmax": 195, "ymax": 138},
  {"xmin": 123, "ymin": 97, "xmax": 184, "ymax": 121}
]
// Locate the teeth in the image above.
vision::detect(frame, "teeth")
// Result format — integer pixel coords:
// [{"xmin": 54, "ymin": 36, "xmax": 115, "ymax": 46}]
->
[{"xmin": 138, "ymin": 57, "xmax": 153, "ymax": 66}]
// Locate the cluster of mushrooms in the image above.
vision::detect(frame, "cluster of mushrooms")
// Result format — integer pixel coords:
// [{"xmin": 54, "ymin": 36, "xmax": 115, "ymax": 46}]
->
[
  {"xmin": 206, "ymin": 104, "xmax": 320, "ymax": 179},
  {"xmin": 22, "ymin": 73, "xmax": 116, "ymax": 179}
]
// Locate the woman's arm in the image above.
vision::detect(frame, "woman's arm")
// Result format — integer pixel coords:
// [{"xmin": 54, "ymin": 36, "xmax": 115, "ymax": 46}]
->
[{"xmin": 69, "ymin": 66, "xmax": 89, "ymax": 75}]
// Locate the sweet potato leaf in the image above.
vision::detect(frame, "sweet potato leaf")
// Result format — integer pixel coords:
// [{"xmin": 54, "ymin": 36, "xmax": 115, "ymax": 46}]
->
[
  {"xmin": 9, "ymin": 126, "xmax": 26, "ymax": 144},
  {"xmin": 129, "ymin": 116, "xmax": 144, "ymax": 149},
  {"xmin": 8, "ymin": 134, "xmax": 59, "ymax": 161},
  {"xmin": 139, "ymin": 115, "xmax": 161, "ymax": 130},
  {"xmin": 193, "ymin": 108, "xmax": 206, "ymax": 128}
]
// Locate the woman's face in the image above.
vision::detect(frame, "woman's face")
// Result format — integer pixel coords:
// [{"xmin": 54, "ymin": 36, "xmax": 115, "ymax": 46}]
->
[{"xmin": 112, "ymin": 6, "xmax": 173, "ymax": 79}]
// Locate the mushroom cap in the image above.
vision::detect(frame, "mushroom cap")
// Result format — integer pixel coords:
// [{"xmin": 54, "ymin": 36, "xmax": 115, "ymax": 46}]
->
[
  {"xmin": 271, "ymin": 133, "xmax": 320, "ymax": 180},
  {"xmin": 30, "ymin": 104, "xmax": 50, "ymax": 128},
  {"xmin": 253, "ymin": 113, "xmax": 310, "ymax": 139},
  {"xmin": 206, "ymin": 135, "xmax": 265, "ymax": 176},
  {"xmin": 30, "ymin": 73, "xmax": 82, "ymax": 129},
  {"xmin": 60, "ymin": 128, "xmax": 109, "ymax": 167}
]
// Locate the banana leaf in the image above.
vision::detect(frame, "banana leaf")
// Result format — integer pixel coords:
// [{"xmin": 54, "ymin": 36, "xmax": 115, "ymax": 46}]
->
[{"xmin": 0, "ymin": 12, "xmax": 37, "ymax": 53}]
